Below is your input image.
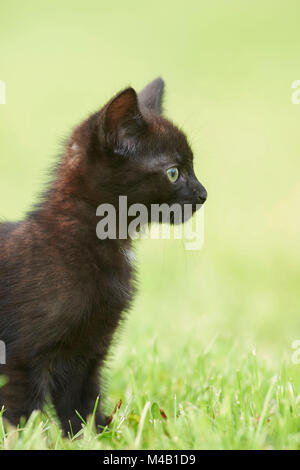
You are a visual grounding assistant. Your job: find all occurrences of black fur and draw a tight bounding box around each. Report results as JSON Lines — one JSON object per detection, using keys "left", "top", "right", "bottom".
{"left": 0, "top": 78, "right": 207, "bottom": 434}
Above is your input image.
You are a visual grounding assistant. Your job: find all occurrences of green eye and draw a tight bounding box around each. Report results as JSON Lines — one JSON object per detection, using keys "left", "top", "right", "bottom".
{"left": 167, "top": 167, "right": 179, "bottom": 183}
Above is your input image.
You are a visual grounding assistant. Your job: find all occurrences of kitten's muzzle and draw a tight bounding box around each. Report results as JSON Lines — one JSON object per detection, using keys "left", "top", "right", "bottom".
{"left": 193, "top": 184, "right": 207, "bottom": 204}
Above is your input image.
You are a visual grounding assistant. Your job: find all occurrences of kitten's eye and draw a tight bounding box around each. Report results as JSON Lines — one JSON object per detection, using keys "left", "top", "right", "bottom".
{"left": 167, "top": 167, "right": 179, "bottom": 183}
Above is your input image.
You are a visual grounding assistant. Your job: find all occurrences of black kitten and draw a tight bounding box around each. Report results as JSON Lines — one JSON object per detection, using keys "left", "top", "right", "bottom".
{"left": 0, "top": 78, "right": 207, "bottom": 434}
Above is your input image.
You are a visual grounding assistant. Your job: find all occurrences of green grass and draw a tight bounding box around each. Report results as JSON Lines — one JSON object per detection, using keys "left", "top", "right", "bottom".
{"left": 1, "top": 242, "right": 300, "bottom": 449}
{"left": 1, "top": 0, "right": 300, "bottom": 450}
{"left": 1, "top": 339, "right": 300, "bottom": 449}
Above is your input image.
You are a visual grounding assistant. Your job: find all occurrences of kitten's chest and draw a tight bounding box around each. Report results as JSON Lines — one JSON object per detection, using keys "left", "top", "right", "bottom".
{"left": 55, "top": 245, "right": 136, "bottom": 357}
{"left": 90, "top": 245, "right": 136, "bottom": 316}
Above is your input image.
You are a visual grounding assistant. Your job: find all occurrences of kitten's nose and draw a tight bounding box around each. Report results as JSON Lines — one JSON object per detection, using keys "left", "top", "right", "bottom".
{"left": 194, "top": 185, "right": 207, "bottom": 204}
{"left": 199, "top": 188, "right": 207, "bottom": 204}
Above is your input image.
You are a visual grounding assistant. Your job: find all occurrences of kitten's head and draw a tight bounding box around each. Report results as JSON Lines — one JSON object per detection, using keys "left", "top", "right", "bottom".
{"left": 71, "top": 78, "right": 207, "bottom": 223}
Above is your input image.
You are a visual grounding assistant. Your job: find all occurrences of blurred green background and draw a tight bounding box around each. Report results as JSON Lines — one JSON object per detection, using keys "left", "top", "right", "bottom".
{"left": 1, "top": 0, "right": 299, "bottom": 381}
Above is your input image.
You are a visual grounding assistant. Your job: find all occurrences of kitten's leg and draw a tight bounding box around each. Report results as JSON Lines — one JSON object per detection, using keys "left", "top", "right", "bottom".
{"left": 0, "top": 361, "right": 47, "bottom": 426}
{"left": 50, "top": 359, "right": 107, "bottom": 436}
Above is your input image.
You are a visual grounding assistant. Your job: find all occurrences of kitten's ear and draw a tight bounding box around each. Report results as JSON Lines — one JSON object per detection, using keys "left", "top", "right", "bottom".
{"left": 138, "top": 77, "right": 165, "bottom": 114}
{"left": 103, "top": 88, "right": 144, "bottom": 150}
